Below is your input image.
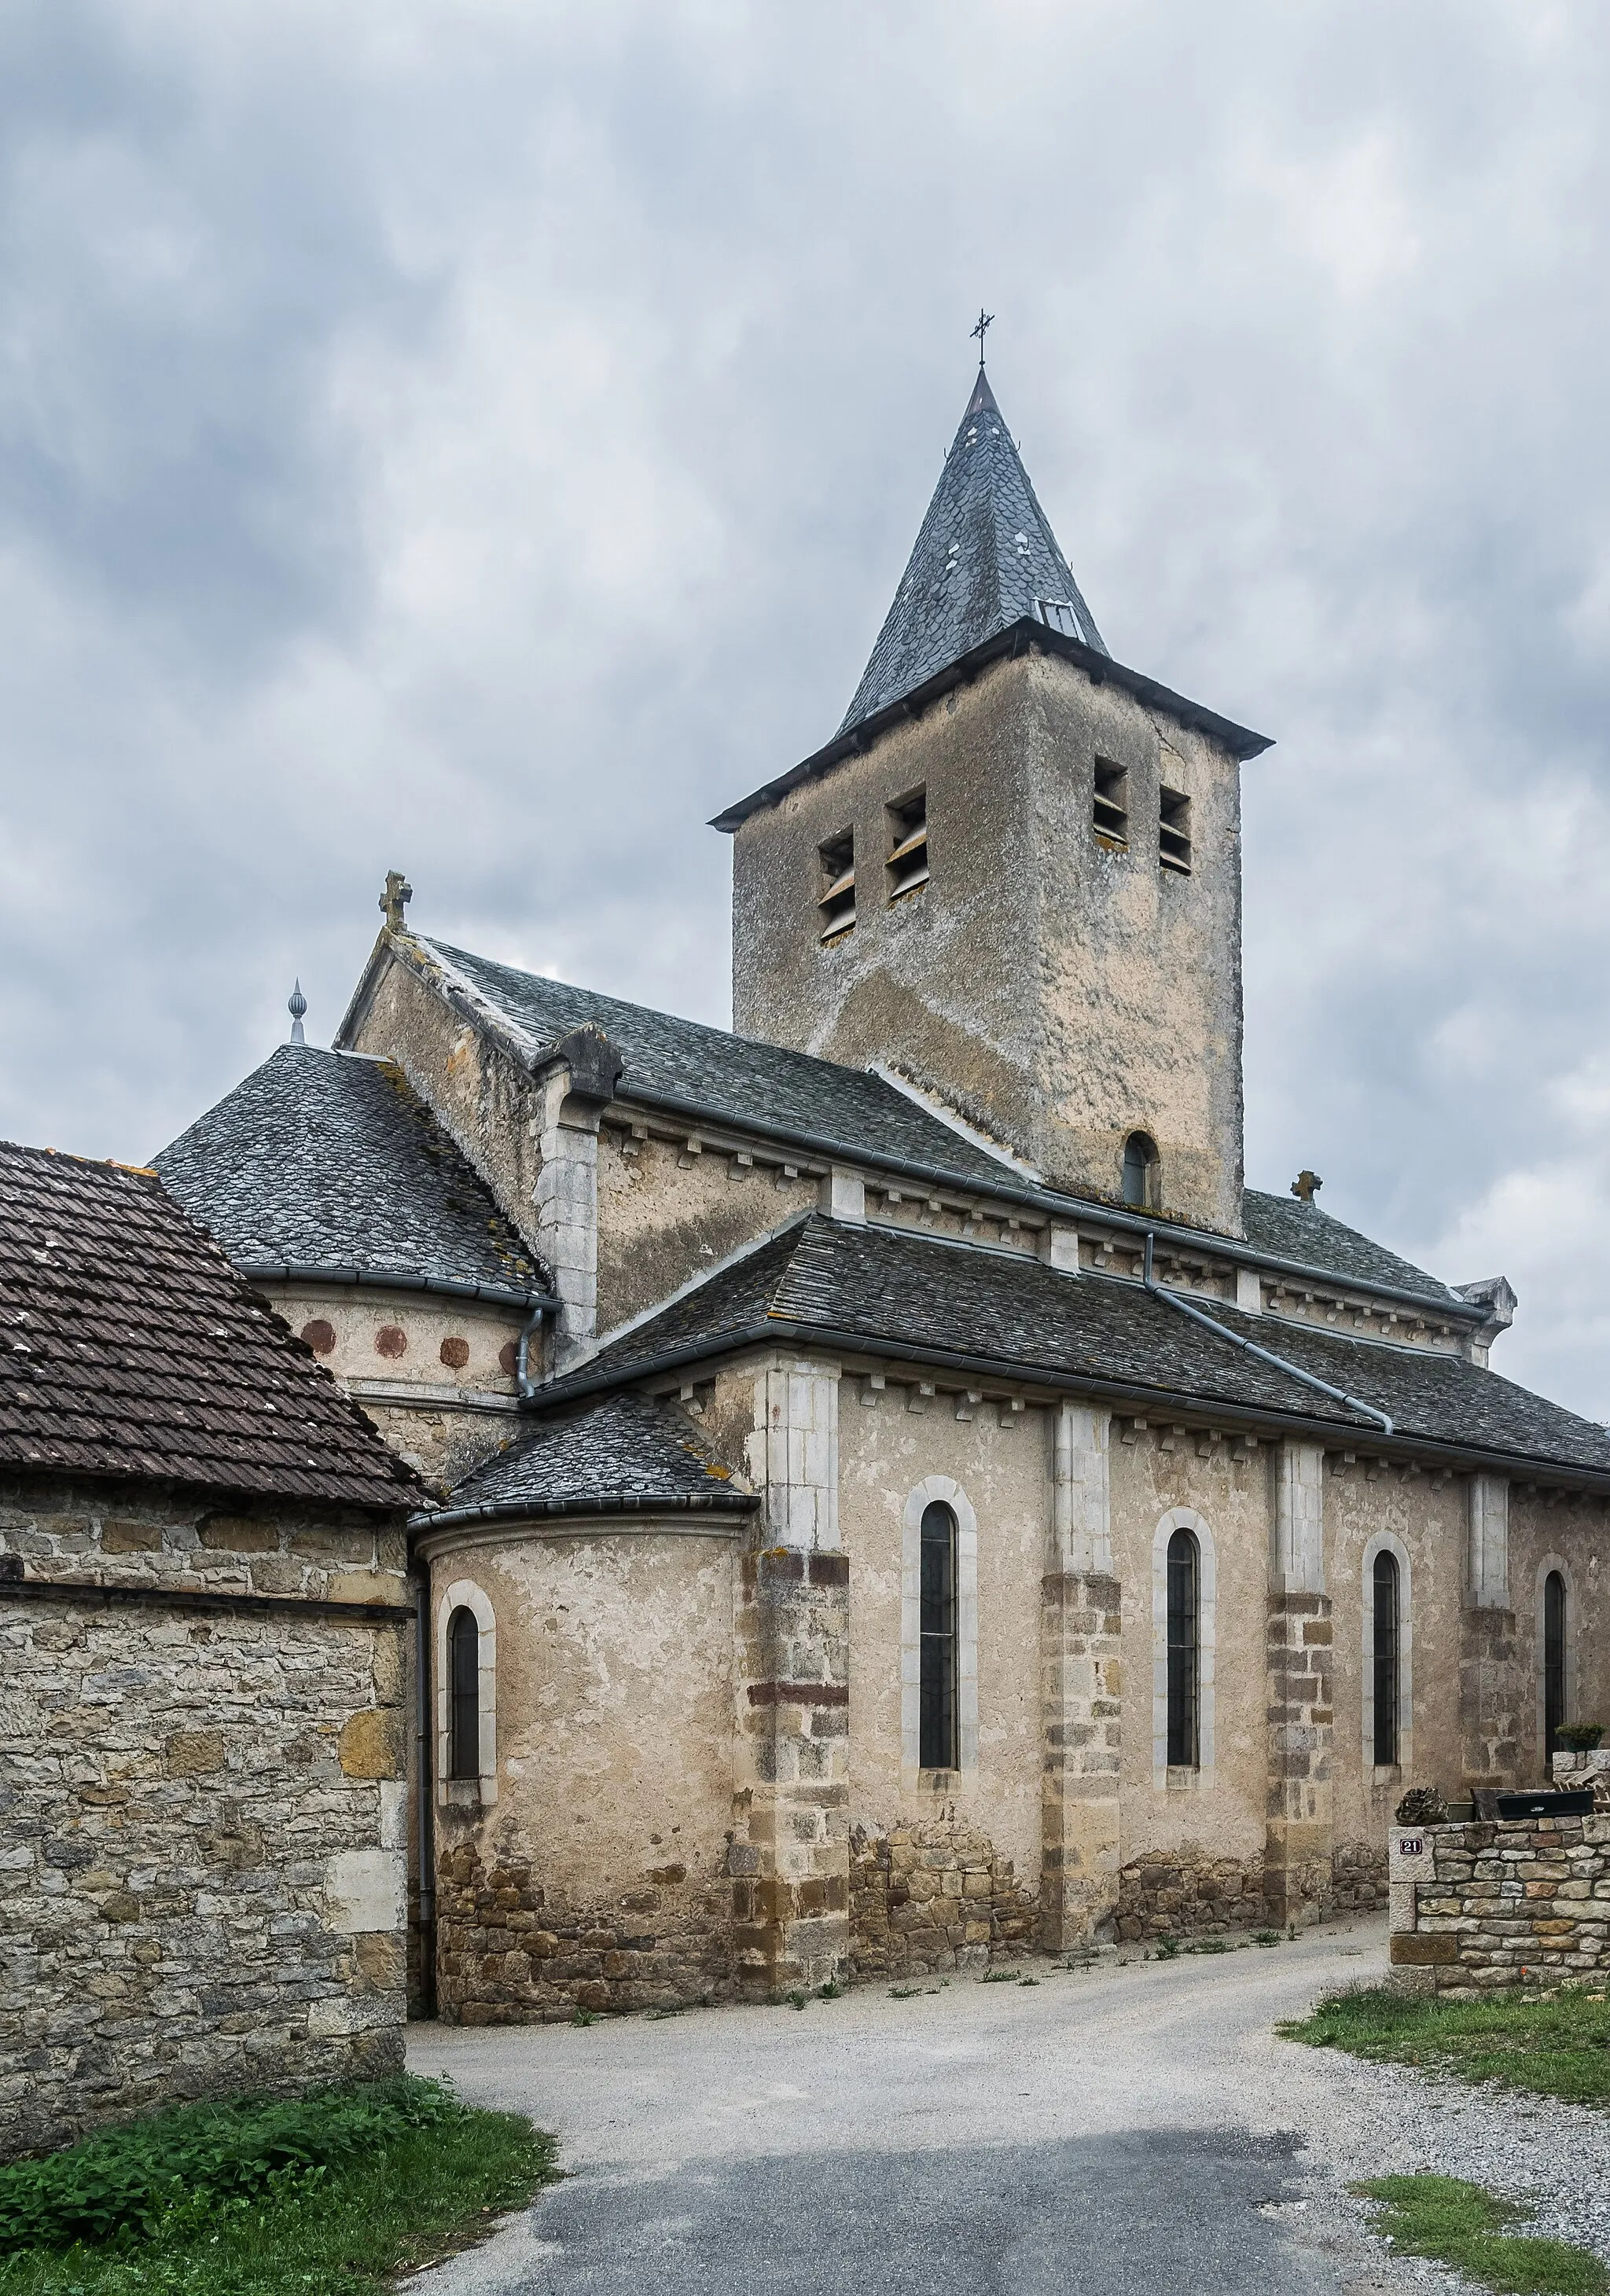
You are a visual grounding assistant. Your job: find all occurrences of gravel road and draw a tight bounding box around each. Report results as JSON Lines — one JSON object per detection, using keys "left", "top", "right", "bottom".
{"left": 404, "top": 1916, "right": 1610, "bottom": 2294}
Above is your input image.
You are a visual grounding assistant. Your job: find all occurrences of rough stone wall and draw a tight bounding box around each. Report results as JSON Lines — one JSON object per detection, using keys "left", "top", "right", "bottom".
{"left": 730, "top": 648, "right": 1245, "bottom": 1231}
{"left": 0, "top": 1482, "right": 410, "bottom": 2158}
{"left": 1331, "top": 1839, "right": 1388, "bottom": 1914}
{"left": 1264, "top": 1591, "right": 1334, "bottom": 1928}
{"left": 435, "top": 1842, "right": 733, "bottom": 2022}
{"left": 1116, "top": 1853, "right": 1266, "bottom": 1939}
{"left": 1389, "top": 1805, "right": 1610, "bottom": 1995}
{"left": 847, "top": 1816, "right": 1035, "bottom": 1978}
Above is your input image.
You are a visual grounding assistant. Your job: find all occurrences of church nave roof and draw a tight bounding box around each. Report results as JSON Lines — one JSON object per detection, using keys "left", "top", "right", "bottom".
{"left": 531, "top": 1211, "right": 1610, "bottom": 1483}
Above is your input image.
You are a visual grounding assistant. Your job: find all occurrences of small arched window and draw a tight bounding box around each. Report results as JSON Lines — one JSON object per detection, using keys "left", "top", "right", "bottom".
{"left": 1373, "top": 1551, "right": 1401, "bottom": 1767}
{"left": 919, "top": 1501, "right": 958, "bottom": 1770}
{"left": 1122, "top": 1131, "right": 1160, "bottom": 1210}
{"left": 1544, "top": 1570, "right": 1568, "bottom": 1762}
{"left": 448, "top": 1605, "right": 480, "bottom": 1780}
{"left": 1166, "top": 1526, "right": 1199, "bottom": 1767}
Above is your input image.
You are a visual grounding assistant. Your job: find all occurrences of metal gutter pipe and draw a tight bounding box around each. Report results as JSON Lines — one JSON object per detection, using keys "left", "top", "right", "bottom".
{"left": 1142, "top": 1232, "right": 1394, "bottom": 1438}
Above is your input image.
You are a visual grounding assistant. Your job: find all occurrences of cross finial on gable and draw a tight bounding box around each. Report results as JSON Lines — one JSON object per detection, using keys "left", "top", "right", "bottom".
{"left": 971, "top": 307, "right": 994, "bottom": 366}
{"left": 380, "top": 871, "right": 413, "bottom": 931}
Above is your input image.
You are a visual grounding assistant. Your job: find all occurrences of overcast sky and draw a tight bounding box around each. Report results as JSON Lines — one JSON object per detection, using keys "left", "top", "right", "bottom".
{"left": 3, "top": 2, "right": 1609, "bottom": 1412}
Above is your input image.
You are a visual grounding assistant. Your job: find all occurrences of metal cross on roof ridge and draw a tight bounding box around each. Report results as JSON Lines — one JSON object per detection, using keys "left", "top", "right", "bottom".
{"left": 971, "top": 307, "right": 994, "bottom": 366}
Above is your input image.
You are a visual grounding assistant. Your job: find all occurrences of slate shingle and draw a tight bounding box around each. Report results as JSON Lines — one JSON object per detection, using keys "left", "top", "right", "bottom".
{"left": 0, "top": 1141, "right": 418, "bottom": 1508}
{"left": 436, "top": 1391, "right": 757, "bottom": 1521}
{"left": 421, "top": 939, "right": 1024, "bottom": 1193}
{"left": 539, "top": 1214, "right": 1610, "bottom": 1479}
{"left": 1240, "top": 1190, "right": 1465, "bottom": 1306}
{"left": 837, "top": 368, "right": 1107, "bottom": 738}
{"left": 156, "top": 1044, "right": 545, "bottom": 1300}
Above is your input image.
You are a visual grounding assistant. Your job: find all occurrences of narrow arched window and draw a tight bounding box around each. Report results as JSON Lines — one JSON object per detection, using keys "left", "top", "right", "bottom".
{"left": 1166, "top": 1526, "right": 1199, "bottom": 1767}
{"left": 919, "top": 1501, "right": 958, "bottom": 1770}
{"left": 1122, "top": 1131, "right": 1160, "bottom": 1210}
{"left": 448, "top": 1605, "right": 480, "bottom": 1780}
{"left": 1373, "top": 1551, "right": 1400, "bottom": 1767}
{"left": 1544, "top": 1570, "right": 1568, "bottom": 1763}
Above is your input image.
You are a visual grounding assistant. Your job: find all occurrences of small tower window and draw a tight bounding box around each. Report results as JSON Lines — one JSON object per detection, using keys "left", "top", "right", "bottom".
{"left": 1093, "top": 759, "right": 1128, "bottom": 847}
{"left": 818, "top": 830, "right": 855, "bottom": 940}
{"left": 886, "top": 788, "right": 929, "bottom": 901}
{"left": 1121, "top": 1130, "right": 1160, "bottom": 1210}
{"left": 1373, "top": 1550, "right": 1401, "bottom": 1767}
{"left": 1159, "top": 788, "right": 1192, "bottom": 875}
{"left": 448, "top": 1605, "right": 480, "bottom": 1780}
{"left": 1544, "top": 1569, "right": 1568, "bottom": 1762}
{"left": 918, "top": 1500, "right": 958, "bottom": 1770}
{"left": 1166, "top": 1526, "right": 1200, "bottom": 1768}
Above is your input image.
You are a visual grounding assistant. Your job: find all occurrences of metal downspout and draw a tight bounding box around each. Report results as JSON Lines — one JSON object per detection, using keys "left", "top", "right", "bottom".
{"left": 514, "top": 1300, "right": 549, "bottom": 1404}
{"left": 414, "top": 1592, "right": 437, "bottom": 2019}
{"left": 1142, "top": 1232, "right": 1394, "bottom": 1438}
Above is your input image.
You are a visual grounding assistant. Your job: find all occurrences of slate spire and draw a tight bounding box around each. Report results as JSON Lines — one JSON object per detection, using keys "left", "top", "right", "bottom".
{"left": 838, "top": 366, "right": 1108, "bottom": 738}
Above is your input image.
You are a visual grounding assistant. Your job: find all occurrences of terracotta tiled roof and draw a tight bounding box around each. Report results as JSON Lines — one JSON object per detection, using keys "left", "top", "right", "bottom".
{"left": 0, "top": 1140, "right": 419, "bottom": 1510}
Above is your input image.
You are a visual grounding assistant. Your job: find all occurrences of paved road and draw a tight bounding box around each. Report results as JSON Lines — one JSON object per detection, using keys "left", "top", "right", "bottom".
{"left": 407, "top": 1919, "right": 1408, "bottom": 2295}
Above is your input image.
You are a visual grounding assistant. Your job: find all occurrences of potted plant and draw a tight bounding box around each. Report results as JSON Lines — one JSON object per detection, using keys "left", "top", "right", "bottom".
{"left": 1557, "top": 1724, "right": 1605, "bottom": 1754}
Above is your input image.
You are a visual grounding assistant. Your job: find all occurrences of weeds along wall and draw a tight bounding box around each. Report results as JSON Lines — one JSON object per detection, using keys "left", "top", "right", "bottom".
{"left": 0, "top": 1482, "right": 412, "bottom": 2160}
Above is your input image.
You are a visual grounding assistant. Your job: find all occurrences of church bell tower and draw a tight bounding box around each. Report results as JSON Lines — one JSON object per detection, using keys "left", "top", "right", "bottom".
{"left": 714, "top": 358, "right": 1271, "bottom": 1237}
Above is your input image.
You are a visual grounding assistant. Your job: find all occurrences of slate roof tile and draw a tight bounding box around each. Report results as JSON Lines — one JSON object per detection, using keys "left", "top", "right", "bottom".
{"left": 156, "top": 1044, "right": 544, "bottom": 1300}
{"left": 1239, "top": 1191, "right": 1464, "bottom": 1306}
{"left": 0, "top": 1140, "right": 419, "bottom": 1508}
{"left": 414, "top": 939, "right": 1476, "bottom": 1317}
{"left": 838, "top": 369, "right": 1106, "bottom": 737}
{"left": 435, "top": 1391, "right": 757, "bottom": 1521}
{"left": 538, "top": 1214, "right": 1610, "bottom": 1479}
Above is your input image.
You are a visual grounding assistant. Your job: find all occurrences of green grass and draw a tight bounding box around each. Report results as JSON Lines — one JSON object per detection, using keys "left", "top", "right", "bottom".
{"left": 1280, "top": 1984, "right": 1610, "bottom": 2107}
{"left": 1355, "top": 2176, "right": 1605, "bottom": 2294}
{"left": 0, "top": 2077, "right": 556, "bottom": 2296}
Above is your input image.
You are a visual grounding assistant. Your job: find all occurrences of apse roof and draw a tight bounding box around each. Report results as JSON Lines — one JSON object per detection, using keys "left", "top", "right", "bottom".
{"left": 155, "top": 1043, "right": 548, "bottom": 1306}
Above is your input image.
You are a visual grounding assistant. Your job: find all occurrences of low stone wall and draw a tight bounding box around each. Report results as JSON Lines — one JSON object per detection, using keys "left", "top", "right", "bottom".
{"left": 0, "top": 1485, "right": 410, "bottom": 2158}
{"left": 848, "top": 1817, "right": 1036, "bottom": 1978}
{"left": 434, "top": 1843, "right": 734, "bottom": 2021}
{"left": 1389, "top": 1803, "right": 1610, "bottom": 1994}
{"left": 1331, "top": 1840, "right": 1388, "bottom": 1916}
{"left": 1116, "top": 1853, "right": 1266, "bottom": 1940}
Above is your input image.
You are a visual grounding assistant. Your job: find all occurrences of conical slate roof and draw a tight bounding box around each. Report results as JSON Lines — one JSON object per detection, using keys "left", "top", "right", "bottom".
{"left": 838, "top": 367, "right": 1107, "bottom": 738}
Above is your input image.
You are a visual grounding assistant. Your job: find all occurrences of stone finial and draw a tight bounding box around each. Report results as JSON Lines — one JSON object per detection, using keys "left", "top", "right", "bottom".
{"left": 287, "top": 980, "right": 307, "bottom": 1046}
{"left": 380, "top": 871, "right": 413, "bottom": 932}
{"left": 1456, "top": 1275, "right": 1517, "bottom": 1363}
{"left": 1290, "top": 1170, "right": 1322, "bottom": 1204}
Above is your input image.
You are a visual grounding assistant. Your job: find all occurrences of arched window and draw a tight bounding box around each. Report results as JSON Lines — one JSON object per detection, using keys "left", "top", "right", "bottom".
{"left": 1544, "top": 1570, "right": 1568, "bottom": 1762}
{"left": 919, "top": 1501, "right": 958, "bottom": 1771}
{"left": 1122, "top": 1131, "right": 1160, "bottom": 1210}
{"left": 1372, "top": 1550, "right": 1401, "bottom": 1767}
{"left": 1166, "top": 1526, "right": 1199, "bottom": 1768}
{"left": 448, "top": 1605, "right": 480, "bottom": 1780}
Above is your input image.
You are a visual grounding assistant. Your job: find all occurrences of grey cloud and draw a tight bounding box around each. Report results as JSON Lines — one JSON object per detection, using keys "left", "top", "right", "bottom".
{"left": 2, "top": 0, "right": 1610, "bottom": 1413}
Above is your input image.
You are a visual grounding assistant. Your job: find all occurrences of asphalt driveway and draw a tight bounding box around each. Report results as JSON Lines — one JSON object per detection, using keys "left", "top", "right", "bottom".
{"left": 405, "top": 1919, "right": 1419, "bottom": 2294}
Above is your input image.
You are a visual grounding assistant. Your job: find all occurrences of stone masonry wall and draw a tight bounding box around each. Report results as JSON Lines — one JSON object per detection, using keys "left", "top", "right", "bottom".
{"left": 0, "top": 1481, "right": 410, "bottom": 2158}
{"left": 1389, "top": 1797, "right": 1610, "bottom": 1996}
{"left": 1116, "top": 1853, "right": 1266, "bottom": 1940}
{"left": 435, "top": 1842, "right": 733, "bottom": 2022}
{"left": 848, "top": 1815, "right": 1036, "bottom": 1978}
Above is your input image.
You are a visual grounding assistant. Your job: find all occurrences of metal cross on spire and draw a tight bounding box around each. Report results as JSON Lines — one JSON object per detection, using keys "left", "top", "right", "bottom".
{"left": 971, "top": 307, "right": 994, "bottom": 366}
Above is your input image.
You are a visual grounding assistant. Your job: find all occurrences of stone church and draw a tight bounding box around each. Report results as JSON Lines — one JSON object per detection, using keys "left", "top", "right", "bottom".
{"left": 157, "top": 361, "right": 1610, "bottom": 2019}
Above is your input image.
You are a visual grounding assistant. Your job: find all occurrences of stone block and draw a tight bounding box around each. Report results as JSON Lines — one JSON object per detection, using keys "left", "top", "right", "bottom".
{"left": 1390, "top": 1932, "right": 1458, "bottom": 1966}
{"left": 338, "top": 1710, "right": 403, "bottom": 1780}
